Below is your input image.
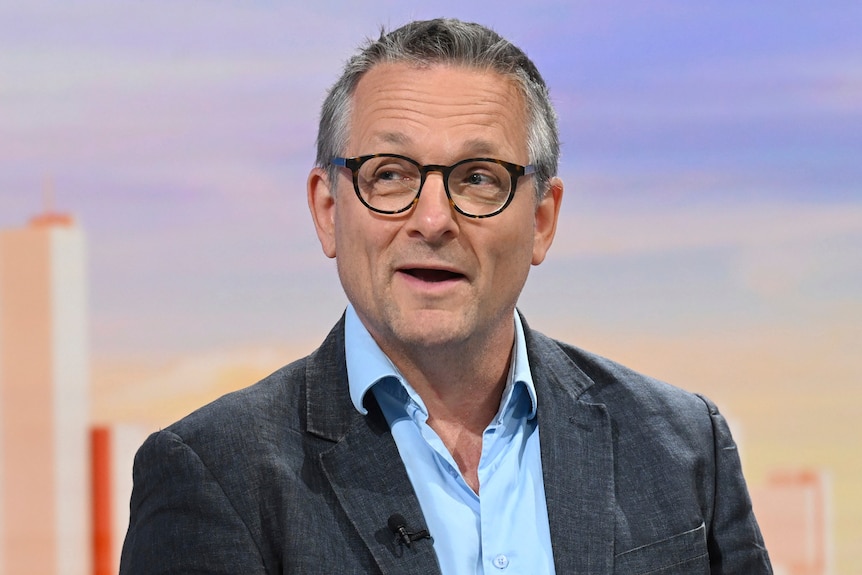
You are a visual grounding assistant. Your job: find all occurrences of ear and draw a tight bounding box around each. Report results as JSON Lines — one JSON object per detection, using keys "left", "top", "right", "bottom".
{"left": 307, "top": 167, "right": 337, "bottom": 258}
{"left": 531, "top": 177, "right": 563, "bottom": 265}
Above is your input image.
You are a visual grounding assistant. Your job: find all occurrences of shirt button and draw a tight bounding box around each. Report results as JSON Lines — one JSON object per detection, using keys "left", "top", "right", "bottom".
{"left": 493, "top": 554, "right": 509, "bottom": 569}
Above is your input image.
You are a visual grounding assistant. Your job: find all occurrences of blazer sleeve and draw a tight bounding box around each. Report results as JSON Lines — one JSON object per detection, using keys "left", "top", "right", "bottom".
{"left": 119, "top": 429, "right": 268, "bottom": 575}
{"left": 699, "top": 394, "right": 773, "bottom": 574}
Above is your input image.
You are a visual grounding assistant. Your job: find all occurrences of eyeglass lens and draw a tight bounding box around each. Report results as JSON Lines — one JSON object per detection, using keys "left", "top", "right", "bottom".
{"left": 356, "top": 156, "right": 514, "bottom": 217}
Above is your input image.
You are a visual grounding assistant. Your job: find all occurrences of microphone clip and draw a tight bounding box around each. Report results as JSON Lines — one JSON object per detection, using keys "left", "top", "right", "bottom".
{"left": 387, "top": 514, "right": 431, "bottom": 548}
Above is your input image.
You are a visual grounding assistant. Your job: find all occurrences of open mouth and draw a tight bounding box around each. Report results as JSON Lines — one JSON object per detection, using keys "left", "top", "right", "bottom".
{"left": 401, "top": 268, "right": 464, "bottom": 282}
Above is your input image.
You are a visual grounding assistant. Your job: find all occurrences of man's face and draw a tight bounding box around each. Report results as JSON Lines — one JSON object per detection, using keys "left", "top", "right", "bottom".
{"left": 309, "top": 62, "right": 561, "bottom": 359}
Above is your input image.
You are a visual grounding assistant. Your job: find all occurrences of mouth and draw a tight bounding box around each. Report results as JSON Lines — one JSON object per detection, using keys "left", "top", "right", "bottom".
{"left": 400, "top": 268, "right": 465, "bottom": 283}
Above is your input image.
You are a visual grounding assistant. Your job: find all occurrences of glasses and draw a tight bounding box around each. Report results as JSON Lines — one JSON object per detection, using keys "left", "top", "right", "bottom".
{"left": 331, "top": 154, "right": 535, "bottom": 218}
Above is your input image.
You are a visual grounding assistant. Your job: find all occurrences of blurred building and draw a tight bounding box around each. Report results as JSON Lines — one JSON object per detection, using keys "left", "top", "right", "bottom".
{"left": 750, "top": 469, "right": 833, "bottom": 575}
{"left": 91, "top": 423, "right": 149, "bottom": 575}
{"left": 0, "top": 213, "right": 90, "bottom": 575}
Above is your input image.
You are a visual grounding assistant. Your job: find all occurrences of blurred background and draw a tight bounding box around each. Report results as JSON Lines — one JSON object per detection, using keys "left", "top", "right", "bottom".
{"left": 1, "top": 1, "right": 859, "bottom": 573}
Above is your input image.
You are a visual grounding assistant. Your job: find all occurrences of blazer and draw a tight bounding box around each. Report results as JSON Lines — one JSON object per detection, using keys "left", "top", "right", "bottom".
{"left": 120, "top": 315, "right": 772, "bottom": 574}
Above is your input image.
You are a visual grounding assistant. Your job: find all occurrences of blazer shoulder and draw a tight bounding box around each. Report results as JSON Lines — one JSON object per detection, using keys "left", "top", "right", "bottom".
{"left": 163, "top": 354, "right": 311, "bottom": 453}
{"left": 527, "top": 327, "right": 712, "bottom": 422}
{"left": 123, "top": 359, "right": 313, "bottom": 575}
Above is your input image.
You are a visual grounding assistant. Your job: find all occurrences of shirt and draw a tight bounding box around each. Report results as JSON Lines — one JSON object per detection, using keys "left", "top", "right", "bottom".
{"left": 345, "top": 305, "right": 555, "bottom": 575}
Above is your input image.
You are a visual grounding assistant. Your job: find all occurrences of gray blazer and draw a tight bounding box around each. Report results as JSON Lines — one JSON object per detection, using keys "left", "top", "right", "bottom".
{"left": 120, "top": 316, "right": 772, "bottom": 574}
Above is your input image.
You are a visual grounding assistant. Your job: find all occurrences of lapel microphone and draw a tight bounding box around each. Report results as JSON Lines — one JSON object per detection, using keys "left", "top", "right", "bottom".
{"left": 387, "top": 513, "right": 431, "bottom": 548}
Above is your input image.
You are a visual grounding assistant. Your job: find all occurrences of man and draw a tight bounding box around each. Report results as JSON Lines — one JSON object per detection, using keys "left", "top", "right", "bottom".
{"left": 120, "top": 18, "right": 772, "bottom": 574}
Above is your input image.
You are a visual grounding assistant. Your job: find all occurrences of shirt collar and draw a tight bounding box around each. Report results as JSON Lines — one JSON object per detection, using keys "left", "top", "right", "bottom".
{"left": 344, "top": 305, "right": 537, "bottom": 419}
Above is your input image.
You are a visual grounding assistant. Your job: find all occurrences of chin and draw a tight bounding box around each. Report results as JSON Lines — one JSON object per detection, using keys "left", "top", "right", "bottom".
{"left": 389, "top": 312, "right": 472, "bottom": 349}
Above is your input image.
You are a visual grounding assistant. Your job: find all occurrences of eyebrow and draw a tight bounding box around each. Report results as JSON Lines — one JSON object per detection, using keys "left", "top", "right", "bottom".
{"left": 369, "top": 133, "right": 503, "bottom": 158}
{"left": 460, "top": 138, "right": 499, "bottom": 156}
{"left": 372, "top": 132, "right": 413, "bottom": 147}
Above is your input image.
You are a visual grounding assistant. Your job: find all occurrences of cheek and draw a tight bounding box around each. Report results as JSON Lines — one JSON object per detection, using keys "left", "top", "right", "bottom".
{"left": 334, "top": 211, "right": 396, "bottom": 280}
{"left": 502, "top": 220, "right": 536, "bottom": 257}
{"left": 479, "top": 225, "right": 534, "bottom": 279}
{"left": 334, "top": 199, "right": 368, "bottom": 254}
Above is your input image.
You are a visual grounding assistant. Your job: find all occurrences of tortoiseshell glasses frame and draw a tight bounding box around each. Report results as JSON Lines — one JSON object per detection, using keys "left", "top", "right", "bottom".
{"left": 331, "top": 153, "right": 536, "bottom": 219}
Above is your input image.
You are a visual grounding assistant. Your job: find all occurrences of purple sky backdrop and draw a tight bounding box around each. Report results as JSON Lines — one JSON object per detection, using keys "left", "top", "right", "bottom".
{"left": 1, "top": 0, "right": 860, "bottom": 364}
{"left": 5, "top": 4, "right": 862, "bottom": 565}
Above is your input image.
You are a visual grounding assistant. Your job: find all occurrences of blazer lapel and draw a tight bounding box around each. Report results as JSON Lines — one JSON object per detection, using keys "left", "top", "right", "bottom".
{"left": 526, "top": 325, "right": 616, "bottom": 574}
{"left": 320, "top": 401, "right": 441, "bottom": 574}
{"left": 304, "top": 314, "right": 614, "bottom": 573}
{"left": 305, "top": 317, "right": 442, "bottom": 575}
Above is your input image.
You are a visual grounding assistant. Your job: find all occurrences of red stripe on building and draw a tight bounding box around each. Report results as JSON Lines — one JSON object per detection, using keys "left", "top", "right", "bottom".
{"left": 91, "top": 427, "right": 113, "bottom": 575}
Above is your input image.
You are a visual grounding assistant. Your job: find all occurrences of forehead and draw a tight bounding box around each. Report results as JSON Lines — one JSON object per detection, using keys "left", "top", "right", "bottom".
{"left": 347, "top": 62, "right": 528, "bottom": 160}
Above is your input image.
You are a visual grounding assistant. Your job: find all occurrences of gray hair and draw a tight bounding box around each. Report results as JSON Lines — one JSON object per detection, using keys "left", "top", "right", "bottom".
{"left": 315, "top": 18, "right": 560, "bottom": 201}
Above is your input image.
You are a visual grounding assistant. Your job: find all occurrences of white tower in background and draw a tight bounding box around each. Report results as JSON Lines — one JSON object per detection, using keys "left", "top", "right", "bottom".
{"left": 0, "top": 210, "right": 90, "bottom": 575}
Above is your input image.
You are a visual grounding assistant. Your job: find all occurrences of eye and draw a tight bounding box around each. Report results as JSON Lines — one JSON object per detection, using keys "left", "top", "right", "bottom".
{"left": 465, "top": 171, "right": 497, "bottom": 186}
{"left": 376, "top": 167, "right": 410, "bottom": 182}
{"left": 363, "top": 158, "right": 418, "bottom": 185}
{"left": 459, "top": 164, "right": 503, "bottom": 188}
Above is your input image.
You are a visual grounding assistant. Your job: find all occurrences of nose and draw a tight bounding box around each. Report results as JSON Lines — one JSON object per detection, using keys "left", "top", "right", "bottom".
{"left": 405, "top": 172, "right": 458, "bottom": 243}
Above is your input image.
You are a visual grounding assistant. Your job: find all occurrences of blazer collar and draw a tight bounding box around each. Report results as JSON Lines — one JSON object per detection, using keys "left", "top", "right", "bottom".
{"left": 304, "top": 314, "right": 442, "bottom": 574}
{"left": 304, "top": 314, "right": 361, "bottom": 442}
{"left": 523, "top": 319, "right": 616, "bottom": 573}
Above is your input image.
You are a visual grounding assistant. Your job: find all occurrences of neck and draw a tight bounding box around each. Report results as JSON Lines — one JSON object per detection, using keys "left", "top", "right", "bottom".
{"left": 371, "top": 316, "right": 518, "bottom": 494}
{"left": 386, "top": 325, "right": 515, "bottom": 433}
{"left": 394, "top": 332, "right": 515, "bottom": 494}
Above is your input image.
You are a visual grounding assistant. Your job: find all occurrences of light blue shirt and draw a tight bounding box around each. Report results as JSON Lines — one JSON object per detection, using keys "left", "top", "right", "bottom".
{"left": 345, "top": 305, "right": 555, "bottom": 575}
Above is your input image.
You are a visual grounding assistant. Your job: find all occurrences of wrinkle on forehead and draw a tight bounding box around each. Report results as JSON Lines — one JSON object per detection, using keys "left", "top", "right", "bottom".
{"left": 347, "top": 62, "right": 529, "bottom": 163}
